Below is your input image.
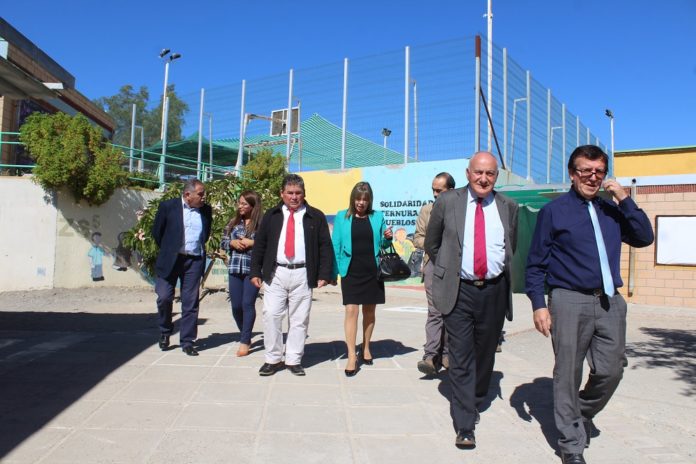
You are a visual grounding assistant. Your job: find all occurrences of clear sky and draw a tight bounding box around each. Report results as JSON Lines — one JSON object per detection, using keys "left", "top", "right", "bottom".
{"left": 2, "top": 0, "right": 694, "bottom": 151}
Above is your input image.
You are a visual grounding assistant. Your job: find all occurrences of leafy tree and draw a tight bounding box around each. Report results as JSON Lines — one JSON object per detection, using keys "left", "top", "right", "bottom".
{"left": 19, "top": 112, "right": 127, "bottom": 205}
{"left": 94, "top": 84, "right": 189, "bottom": 148}
{"left": 124, "top": 149, "right": 287, "bottom": 276}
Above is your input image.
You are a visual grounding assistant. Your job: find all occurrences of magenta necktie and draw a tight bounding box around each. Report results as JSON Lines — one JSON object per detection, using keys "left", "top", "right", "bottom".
{"left": 473, "top": 198, "right": 487, "bottom": 279}
{"left": 284, "top": 209, "right": 295, "bottom": 259}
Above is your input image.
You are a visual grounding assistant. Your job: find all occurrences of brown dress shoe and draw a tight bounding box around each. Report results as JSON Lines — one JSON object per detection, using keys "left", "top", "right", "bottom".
{"left": 417, "top": 358, "right": 438, "bottom": 376}
{"left": 455, "top": 430, "right": 476, "bottom": 449}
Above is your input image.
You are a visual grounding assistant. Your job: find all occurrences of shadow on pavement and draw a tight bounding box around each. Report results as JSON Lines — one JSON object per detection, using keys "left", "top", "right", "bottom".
{"left": 626, "top": 327, "right": 696, "bottom": 397}
{"left": 301, "top": 338, "right": 418, "bottom": 368}
{"left": 510, "top": 377, "right": 560, "bottom": 452}
{"left": 0, "top": 311, "right": 157, "bottom": 460}
{"left": 434, "top": 370, "right": 504, "bottom": 429}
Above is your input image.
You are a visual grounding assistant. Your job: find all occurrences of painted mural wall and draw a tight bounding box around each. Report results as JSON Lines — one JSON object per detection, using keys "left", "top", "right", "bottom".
{"left": 0, "top": 178, "right": 57, "bottom": 290}
{"left": 0, "top": 177, "right": 158, "bottom": 291}
{"left": 53, "top": 187, "right": 160, "bottom": 288}
{"left": 300, "top": 159, "right": 528, "bottom": 283}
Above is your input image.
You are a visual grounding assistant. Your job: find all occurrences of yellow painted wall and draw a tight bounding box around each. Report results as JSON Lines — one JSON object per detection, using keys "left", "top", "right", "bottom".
{"left": 301, "top": 168, "right": 364, "bottom": 214}
{"left": 615, "top": 149, "right": 696, "bottom": 176}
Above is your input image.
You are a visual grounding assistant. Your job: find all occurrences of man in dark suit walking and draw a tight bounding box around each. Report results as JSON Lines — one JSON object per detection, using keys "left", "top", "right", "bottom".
{"left": 425, "top": 151, "right": 518, "bottom": 449}
{"left": 152, "top": 178, "right": 212, "bottom": 356}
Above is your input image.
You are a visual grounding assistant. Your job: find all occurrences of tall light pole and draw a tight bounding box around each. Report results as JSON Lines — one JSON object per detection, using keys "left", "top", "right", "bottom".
{"left": 381, "top": 128, "right": 392, "bottom": 149}
{"left": 159, "top": 49, "right": 182, "bottom": 140}
{"left": 605, "top": 109, "right": 615, "bottom": 176}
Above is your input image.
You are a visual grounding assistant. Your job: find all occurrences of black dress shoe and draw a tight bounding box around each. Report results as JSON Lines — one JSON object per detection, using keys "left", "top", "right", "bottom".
{"left": 259, "top": 362, "right": 283, "bottom": 376}
{"left": 182, "top": 345, "right": 199, "bottom": 356}
{"left": 561, "top": 452, "right": 586, "bottom": 464}
{"left": 344, "top": 367, "right": 359, "bottom": 377}
{"left": 286, "top": 364, "right": 306, "bottom": 376}
{"left": 360, "top": 355, "right": 373, "bottom": 366}
{"left": 455, "top": 429, "right": 476, "bottom": 449}
{"left": 158, "top": 335, "right": 170, "bottom": 350}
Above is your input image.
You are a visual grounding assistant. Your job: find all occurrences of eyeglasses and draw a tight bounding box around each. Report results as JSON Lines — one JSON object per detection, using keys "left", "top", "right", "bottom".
{"left": 573, "top": 167, "right": 607, "bottom": 179}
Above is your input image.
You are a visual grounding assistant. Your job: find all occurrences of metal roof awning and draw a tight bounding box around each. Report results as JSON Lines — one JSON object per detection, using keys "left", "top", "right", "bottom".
{"left": 0, "top": 56, "right": 59, "bottom": 99}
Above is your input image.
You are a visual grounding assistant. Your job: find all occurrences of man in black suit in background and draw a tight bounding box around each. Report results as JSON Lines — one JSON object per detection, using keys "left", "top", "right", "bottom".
{"left": 152, "top": 179, "right": 212, "bottom": 356}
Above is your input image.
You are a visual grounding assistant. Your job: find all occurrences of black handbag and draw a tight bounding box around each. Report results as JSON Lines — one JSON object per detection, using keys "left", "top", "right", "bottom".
{"left": 378, "top": 244, "right": 412, "bottom": 282}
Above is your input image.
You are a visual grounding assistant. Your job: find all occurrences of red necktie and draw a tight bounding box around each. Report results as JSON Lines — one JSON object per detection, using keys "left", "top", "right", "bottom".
{"left": 284, "top": 208, "right": 296, "bottom": 259}
{"left": 473, "top": 198, "right": 487, "bottom": 279}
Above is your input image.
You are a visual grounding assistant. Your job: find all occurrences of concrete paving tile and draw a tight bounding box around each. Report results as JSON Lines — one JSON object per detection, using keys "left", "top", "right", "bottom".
{"left": 66, "top": 380, "right": 129, "bottom": 401}
{"left": 192, "top": 382, "right": 268, "bottom": 403}
{"left": 114, "top": 380, "right": 199, "bottom": 403}
{"left": 346, "top": 385, "right": 420, "bottom": 406}
{"left": 255, "top": 432, "right": 354, "bottom": 464}
{"left": 349, "top": 405, "right": 435, "bottom": 434}
{"left": 122, "top": 351, "right": 165, "bottom": 366}
{"left": 41, "top": 429, "right": 161, "bottom": 463}
{"left": 267, "top": 384, "right": 342, "bottom": 406}
{"left": 139, "top": 364, "right": 212, "bottom": 382}
{"left": 174, "top": 403, "right": 262, "bottom": 430}
{"left": 0, "top": 427, "right": 71, "bottom": 463}
{"left": 154, "top": 352, "right": 221, "bottom": 366}
{"left": 272, "top": 366, "right": 342, "bottom": 385}
{"left": 338, "top": 368, "right": 416, "bottom": 387}
{"left": 101, "top": 364, "right": 147, "bottom": 382}
{"left": 147, "top": 429, "right": 256, "bottom": 464}
{"left": 45, "top": 400, "right": 103, "bottom": 428}
{"left": 263, "top": 405, "right": 347, "bottom": 433}
{"left": 355, "top": 435, "right": 464, "bottom": 464}
{"left": 203, "top": 365, "right": 263, "bottom": 383}
{"left": 83, "top": 401, "right": 182, "bottom": 430}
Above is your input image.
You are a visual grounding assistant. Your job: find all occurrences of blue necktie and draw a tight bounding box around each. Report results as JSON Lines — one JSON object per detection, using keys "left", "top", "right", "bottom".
{"left": 587, "top": 201, "right": 615, "bottom": 296}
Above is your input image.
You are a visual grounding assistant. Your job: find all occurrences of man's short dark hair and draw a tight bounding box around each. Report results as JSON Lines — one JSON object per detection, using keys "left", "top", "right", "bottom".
{"left": 183, "top": 178, "right": 204, "bottom": 193}
{"left": 568, "top": 145, "right": 608, "bottom": 170}
{"left": 435, "top": 172, "right": 456, "bottom": 189}
{"left": 282, "top": 173, "right": 305, "bottom": 193}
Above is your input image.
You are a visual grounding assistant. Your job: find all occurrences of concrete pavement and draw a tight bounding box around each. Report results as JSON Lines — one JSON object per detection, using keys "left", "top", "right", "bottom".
{"left": 0, "top": 286, "right": 694, "bottom": 463}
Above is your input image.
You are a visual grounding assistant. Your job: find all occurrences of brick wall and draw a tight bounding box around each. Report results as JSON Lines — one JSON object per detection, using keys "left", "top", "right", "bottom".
{"left": 620, "top": 186, "right": 696, "bottom": 308}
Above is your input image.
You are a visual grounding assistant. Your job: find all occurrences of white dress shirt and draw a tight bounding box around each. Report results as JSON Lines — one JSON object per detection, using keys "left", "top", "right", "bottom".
{"left": 460, "top": 188, "right": 505, "bottom": 280}
{"left": 276, "top": 204, "right": 307, "bottom": 264}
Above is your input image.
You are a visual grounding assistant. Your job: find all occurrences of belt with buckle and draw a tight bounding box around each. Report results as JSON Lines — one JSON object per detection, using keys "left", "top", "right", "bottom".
{"left": 460, "top": 273, "right": 503, "bottom": 287}
{"left": 577, "top": 288, "right": 609, "bottom": 297}
{"left": 179, "top": 253, "right": 202, "bottom": 259}
{"left": 277, "top": 262, "right": 306, "bottom": 270}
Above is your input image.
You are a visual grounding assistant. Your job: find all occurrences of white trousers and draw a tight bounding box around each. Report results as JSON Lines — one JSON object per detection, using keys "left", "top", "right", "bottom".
{"left": 262, "top": 266, "right": 313, "bottom": 365}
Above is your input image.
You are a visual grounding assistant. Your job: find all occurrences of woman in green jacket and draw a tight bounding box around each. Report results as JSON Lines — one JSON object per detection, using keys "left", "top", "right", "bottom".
{"left": 332, "top": 182, "right": 393, "bottom": 376}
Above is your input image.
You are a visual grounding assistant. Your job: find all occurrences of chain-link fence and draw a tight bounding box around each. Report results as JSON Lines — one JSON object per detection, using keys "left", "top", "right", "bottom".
{"left": 174, "top": 35, "right": 606, "bottom": 183}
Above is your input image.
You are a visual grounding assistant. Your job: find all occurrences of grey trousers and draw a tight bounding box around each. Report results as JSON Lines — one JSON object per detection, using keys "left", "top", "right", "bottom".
{"left": 422, "top": 260, "right": 448, "bottom": 361}
{"left": 549, "top": 288, "right": 627, "bottom": 454}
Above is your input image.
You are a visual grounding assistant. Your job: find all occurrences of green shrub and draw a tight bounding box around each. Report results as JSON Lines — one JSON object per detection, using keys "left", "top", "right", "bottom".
{"left": 19, "top": 112, "right": 127, "bottom": 205}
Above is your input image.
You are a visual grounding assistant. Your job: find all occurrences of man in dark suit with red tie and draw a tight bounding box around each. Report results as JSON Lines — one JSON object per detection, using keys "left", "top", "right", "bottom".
{"left": 152, "top": 179, "right": 212, "bottom": 356}
{"left": 251, "top": 174, "right": 334, "bottom": 377}
{"left": 425, "top": 151, "right": 518, "bottom": 449}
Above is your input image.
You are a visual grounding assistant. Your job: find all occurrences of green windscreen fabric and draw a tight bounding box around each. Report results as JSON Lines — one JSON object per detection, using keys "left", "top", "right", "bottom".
{"left": 511, "top": 205, "right": 540, "bottom": 293}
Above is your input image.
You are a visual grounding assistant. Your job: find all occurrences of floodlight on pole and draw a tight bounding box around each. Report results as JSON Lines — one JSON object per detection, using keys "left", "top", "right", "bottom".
{"left": 605, "top": 108, "right": 615, "bottom": 176}
{"left": 381, "top": 128, "right": 392, "bottom": 149}
{"left": 160, "top": 50, "right": 182, "bottom": 140}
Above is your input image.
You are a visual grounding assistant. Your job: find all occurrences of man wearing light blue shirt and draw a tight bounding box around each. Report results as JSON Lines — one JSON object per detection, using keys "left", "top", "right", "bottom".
{"left": 152, "top": 179, "right": 213, "bottom": 356}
